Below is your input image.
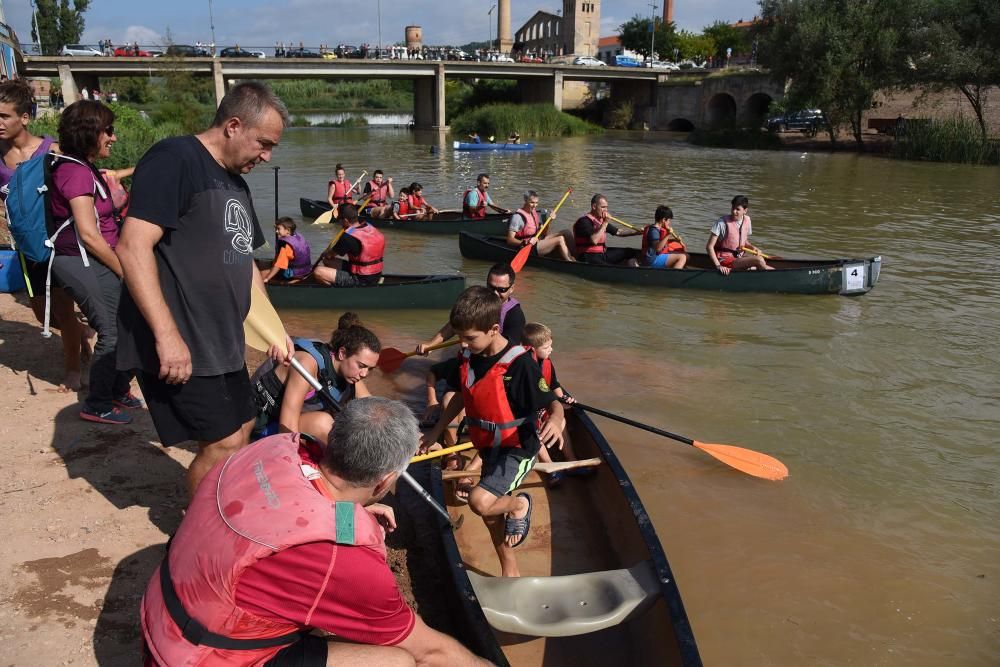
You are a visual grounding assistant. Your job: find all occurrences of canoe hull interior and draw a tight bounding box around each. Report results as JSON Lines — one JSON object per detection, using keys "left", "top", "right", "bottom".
{"left": 299, "top": 199, "right": 510, "bottom": 235}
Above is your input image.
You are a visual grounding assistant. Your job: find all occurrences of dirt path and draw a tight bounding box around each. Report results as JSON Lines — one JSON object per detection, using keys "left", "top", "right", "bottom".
{"left": 0, "top": 292, "right": 454, "bottom": 665}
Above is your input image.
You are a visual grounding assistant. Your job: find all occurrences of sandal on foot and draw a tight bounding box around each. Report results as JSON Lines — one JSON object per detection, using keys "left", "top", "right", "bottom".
{"left": 504, "top": 493, "right": 533, "bottom": 548}
{"left": 453, "top": 477, "right": 473, "bottom": 505}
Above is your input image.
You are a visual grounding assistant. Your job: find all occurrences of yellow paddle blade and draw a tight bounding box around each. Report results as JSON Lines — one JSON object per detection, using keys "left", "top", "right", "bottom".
{"left": 312, "top": 209, "right": 334, "bottom": 225}
{"left": 693, "top": 441, "right": 789, "bottom": 481}
{"left": 244, "top": 284, "right": 288, "bottom": 353}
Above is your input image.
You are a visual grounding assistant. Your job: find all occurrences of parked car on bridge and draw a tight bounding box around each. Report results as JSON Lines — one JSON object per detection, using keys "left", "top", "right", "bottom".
{"left": 219, "top": 47, "right": 263, "bottom": 58}
{"left": 519, "top": 54, "right": 544, "bottom": 63}
{"left": 573, "top": 56, "right": 606, "bottom": 67}
{"left": 284, "top": 48, "right": 323, "bottom": 58}
{"left": 648, "top": 60, "right": 679, "bottom": 70}
{"left": 766, "top": 109, "right": 825, "bottom": 135}
{"left": 113, "top": 46, "right": 153, "bottom": 57}
{"left": 60, "top": 44, "right": 103, "bottom": 57}
{"left": 166, "top": 44, "right": 210, "bottom": 57}
{"left": 614, "top": 55, "right": 643, "bottom": 67}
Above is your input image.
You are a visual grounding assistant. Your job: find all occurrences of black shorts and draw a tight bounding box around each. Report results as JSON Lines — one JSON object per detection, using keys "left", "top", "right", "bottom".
{"left": 265, "top": 634, "right": 328, "bottom": 667}
{"left": 22, "top": 256, "right": 49, "bottom": 295}
{"left": 578, "top": 248, "right": 632, "bottom": 265}
{"left": 137, "top": 366, "right": 256, "bottom": 446}
{"left": 478, "top": 447, "right": 537, "bottom": 497}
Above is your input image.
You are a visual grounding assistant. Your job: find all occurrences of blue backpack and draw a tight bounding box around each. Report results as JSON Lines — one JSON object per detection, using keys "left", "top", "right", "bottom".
{"left": 2, "top": 152, "right": 106, "bottom": 335}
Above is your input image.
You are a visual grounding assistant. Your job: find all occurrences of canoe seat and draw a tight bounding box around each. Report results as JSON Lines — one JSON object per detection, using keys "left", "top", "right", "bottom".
{"left": 466, "top": 560, "right": 661, "bottom": 637}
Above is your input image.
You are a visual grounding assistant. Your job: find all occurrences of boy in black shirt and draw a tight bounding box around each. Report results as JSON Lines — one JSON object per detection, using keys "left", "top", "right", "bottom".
{"left": 421, "top": 286, "right": 564, "bottom": 578}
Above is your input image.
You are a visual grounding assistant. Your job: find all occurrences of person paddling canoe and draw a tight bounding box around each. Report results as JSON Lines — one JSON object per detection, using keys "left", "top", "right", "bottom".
{"left": 506, "top": 189, "right": 575, "bottom": 262}
{"left": 462, "top": 172, "right": 511, "bottom": 219}
{"left": 313, "top": 204, "right": 386, "bottom": 287}
{"left": 407, "top": 182, "right": 439, "bottom": 220}
{"left": 573, "top": 193, "right": 641, "bottom": 265}
{"left": 326, "top": 163, "right": 357, "bottom": 218}
{"left": 706, "top": 194, "right": 774, "bottom": 275}
{"left": 261, "top": 217, "right": 312, "bottom": 282}
{"left": 641, "top": 205, "right": 688, "bottom": 269}
{"left": 361, "top": 169, "right": 394, "bottom": 218}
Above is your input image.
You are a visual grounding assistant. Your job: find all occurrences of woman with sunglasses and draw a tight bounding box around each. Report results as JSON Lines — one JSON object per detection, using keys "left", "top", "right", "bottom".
{"left": 49, "top": 101, "right": 138, "bottom": 424}
{"left": 1, "top": 80, "right": 99, "bottom": 393}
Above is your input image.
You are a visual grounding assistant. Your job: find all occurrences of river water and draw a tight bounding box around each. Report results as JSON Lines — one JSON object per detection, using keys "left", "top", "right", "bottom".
{"left": 245, "top": 128, "right": 1000, "bottom": 665}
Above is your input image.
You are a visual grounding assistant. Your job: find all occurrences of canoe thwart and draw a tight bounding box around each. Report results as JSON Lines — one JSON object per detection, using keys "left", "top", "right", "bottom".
{"left": 466, "top": 560, "right": 661, "bottom": 638}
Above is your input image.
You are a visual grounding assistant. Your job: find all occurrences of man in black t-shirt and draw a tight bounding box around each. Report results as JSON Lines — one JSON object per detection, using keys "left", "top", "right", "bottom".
{"left": 116, "top": 81, "right": 292, "bottom": 497}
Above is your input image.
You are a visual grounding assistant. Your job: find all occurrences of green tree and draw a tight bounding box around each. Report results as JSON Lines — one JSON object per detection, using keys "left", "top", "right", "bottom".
{"left": 30, "top": 0, "right": 91, "bottom": 55}
{"left": 758, "top": 0, "right": 919, "bottom": 147}
{"left": 910, "top": 0, "right": 1000, "bottom": 140}
{"left": 617, "top": 15, "right": 678, "bottom": 60}
{"left": 675, "top": 31, "right": 715, "bottom": 63}
{"left": 702, "top": 21, "right": 748, "bottom": 59}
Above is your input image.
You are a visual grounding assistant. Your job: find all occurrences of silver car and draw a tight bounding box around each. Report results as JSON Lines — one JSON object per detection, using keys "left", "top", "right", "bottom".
{"left": 60, "top": 44, "right": 104, "bottom": 57}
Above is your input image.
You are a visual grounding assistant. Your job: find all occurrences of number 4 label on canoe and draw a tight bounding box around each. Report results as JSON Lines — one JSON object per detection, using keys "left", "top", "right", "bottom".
{"left": 843, "top": 263, "right": 866, "bottom": 292}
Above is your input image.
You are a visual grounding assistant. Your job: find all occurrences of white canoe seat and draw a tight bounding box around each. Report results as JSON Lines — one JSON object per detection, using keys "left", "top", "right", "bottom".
{"left": 466, "top": 560, "right": 661, "bottom": 637}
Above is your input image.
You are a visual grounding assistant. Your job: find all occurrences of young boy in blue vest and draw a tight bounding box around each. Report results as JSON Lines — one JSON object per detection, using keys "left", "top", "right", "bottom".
{"left": 421, "top": 286, "right": 565, "bottom": 577}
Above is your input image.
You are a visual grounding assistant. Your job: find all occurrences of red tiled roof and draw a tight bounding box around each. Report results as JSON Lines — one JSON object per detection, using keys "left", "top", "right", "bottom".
{"left": 598, "top": 35, "right": 621, "bottom": 47}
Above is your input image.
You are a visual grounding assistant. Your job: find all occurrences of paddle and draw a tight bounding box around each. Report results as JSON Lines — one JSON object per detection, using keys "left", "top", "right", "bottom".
{"left": 511, "top": 187, "right": 572, "bottom": 272}
{"left": 611, "top": 215, "right": 685, "bottom": 246}
{"left": 297, "top": 196, "right": 375, "bottom": 281}
{"left": 411, "top": 441, "right": 474, "bottom": 463}
{"left": 244, "top": 285, "right": 461, "bottom": 528}
{"left": 742, "top": 246, "right": 782, "bottom": 261}
{"left": 313, "top": 172, "right": 368, "bottom": 224}
{"left": 570, "top": 401, "right": 789, "bottom": 481}
{"left": 441, "top": 457, "right": 601, "bottom": 480}
{"left": 378, "top": 339, "right": 461, "bottom": 373}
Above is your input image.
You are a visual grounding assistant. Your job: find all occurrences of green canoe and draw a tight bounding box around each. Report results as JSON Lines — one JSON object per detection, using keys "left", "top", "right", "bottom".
{"left": 261, "top": 270, "right": 466, "bottom": 310}
{"left": 299, "top": 198, "right": 510, "bottom": 235}
{"left": 459, "top": 233, "right": 881, "bottom": 295}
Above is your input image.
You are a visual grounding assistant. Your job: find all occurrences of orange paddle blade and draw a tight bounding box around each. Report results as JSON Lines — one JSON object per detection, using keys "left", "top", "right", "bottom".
{"left": 377, "top": 347, "right": 410, "bottom": 373}
{"left": 693, "top": 441, "right": 789, "bottom": 481}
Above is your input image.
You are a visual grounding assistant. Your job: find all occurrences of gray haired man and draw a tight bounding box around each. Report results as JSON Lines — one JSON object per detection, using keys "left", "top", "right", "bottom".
{"left": 141, "top": 397, "right": 490, "bottom": 666}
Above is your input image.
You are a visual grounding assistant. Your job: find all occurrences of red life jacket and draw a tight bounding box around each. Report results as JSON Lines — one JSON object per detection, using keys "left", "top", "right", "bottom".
{"left": 514, "top": 208, "right": 540, "bottom": 239}
{"left": 345, "top": 223, "right": 385, "bottom": 275}
{"left": 329, "top": 178, "right": 354, "bottom": 204}
{"left": 366, "top": 179, "right": 389, "bottom": 206}
{"left": 713, "top": 215, "right": 750, "bottom": 258}
{"left": 408, "top": 193, "right": 426, "bottom": 210}
{"left": 463, "top": 188, "right": 487, "bottom": 219}
{"left": 395, "top": 197, "right": 411, "bottom": 217}
{"left": 459, "top": 345, "right": 533, "bottom": 450}
{"left": 574, "top": 213, "right": 606, "bottom": 255}
{"left": 642, "top": 224, "right": 686, "bottom": 256}
{"left": 140, "top": 434, "right": 383, "bottom": 666}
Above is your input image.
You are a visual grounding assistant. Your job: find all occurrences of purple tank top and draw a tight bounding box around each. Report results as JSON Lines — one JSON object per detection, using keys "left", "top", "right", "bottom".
{"left": 500, "top": 297, "right": 519, "bottom": 328}
{"left": 0, "top": 135, "right": 55, "bottom": 189}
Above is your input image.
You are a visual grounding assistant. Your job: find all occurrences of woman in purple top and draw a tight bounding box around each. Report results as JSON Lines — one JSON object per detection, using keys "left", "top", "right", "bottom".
{"left": 0, "top": 79, "right": 93, "bottom": 392}
{"left": 49, "top": 100, "right": 138, "bottom": 424}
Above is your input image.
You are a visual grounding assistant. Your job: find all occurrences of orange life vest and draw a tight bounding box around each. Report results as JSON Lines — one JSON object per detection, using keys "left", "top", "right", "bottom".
{"left": 574, "top": 213, "right": 606, "bottom": 255}
{"left": 395, "top": 196, "right": 411, "bottom": 217}
{"left": 345, "top": 223, "right": 385, "bottom": 275}
{"left": 140, "top": 434, "right": 383, "bottom": 666}
{"left": 407, "top": 193, "right": 426, "bottom": 210}
{"left": 366, "top": 179, "right": 389, "bottom": 206}
{"left": 459, "top": 345, "right": 533, "bottom": 450}
{"left": 463, "top": 188, "right": 488, "bottom": 219}
{"left": 329, "top": 178, "right": 354, "bottom": 204}
{"left": 514, "top": 208, "right": 540, "bottom": 240}
{"left": 642, "top": 224, "right": 686, "bottom": 256}
{"left": 713, "top": 215, "right": 750, "bottom": 258}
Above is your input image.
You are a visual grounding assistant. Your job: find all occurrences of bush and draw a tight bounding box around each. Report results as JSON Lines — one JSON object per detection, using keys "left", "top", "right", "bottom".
{"left": 267, "top": 79, "right": 411, "bottom": 111}
{"left": 892, "top": 116, "right": 999, "bottom": 165}
{"left": 606, "top": 100, "right": 634, "bottom": 130}
{"left": 450, "top": 103, "right": 601, "bottom": 138}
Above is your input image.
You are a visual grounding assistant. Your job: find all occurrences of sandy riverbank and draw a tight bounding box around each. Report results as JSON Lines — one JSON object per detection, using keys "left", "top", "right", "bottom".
{"left": 0, "top": 292, "right": 454, "bottom": 665}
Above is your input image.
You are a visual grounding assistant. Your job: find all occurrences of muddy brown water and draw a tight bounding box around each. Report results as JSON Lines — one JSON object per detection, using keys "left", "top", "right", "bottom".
{"left": 244, "top": 128, "right": 1000, "bottom": 665}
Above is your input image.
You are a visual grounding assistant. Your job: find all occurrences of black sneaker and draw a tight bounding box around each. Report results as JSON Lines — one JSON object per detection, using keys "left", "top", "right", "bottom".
{"left": 113, "top": 391, "right": 144, "bottom": 409}
{"left": 79, "top": 406, "right": 133, "bottom": 425}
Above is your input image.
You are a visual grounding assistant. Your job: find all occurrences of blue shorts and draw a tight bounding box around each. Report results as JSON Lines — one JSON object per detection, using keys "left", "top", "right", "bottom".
{"left": 650, "top": 253, "right": 676, "bottom": 268}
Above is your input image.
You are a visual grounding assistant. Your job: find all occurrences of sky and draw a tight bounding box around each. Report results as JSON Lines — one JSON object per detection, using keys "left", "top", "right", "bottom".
{"left": 1, "top": 0, "right": 762, "bottom": 51}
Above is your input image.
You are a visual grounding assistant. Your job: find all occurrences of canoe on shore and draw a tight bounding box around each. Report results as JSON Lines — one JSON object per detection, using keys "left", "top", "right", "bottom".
{"left": 459, "top": 233, "right": 882, "bottom": 295}
{"left": 300, "top": 198, "right": 510, "bottom": 235}
{"left": 453, "top": 141, "right": 534, "bottom": 151}
{"left": 256, "top": 261, "right": 465, "bottom": 309}
{"left": 428, "top": 407, "right": 702, "bottom": 667}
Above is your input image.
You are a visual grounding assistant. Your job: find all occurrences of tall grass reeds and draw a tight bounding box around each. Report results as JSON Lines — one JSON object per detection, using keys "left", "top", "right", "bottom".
{"left": 450, "top": 103, "right": 602, "bottom": 138}
{"left": 892, "top": 117, "right": 999, "bottom": 165}
{"left": 268, "top": 79, "right": 412, "bottom": 111}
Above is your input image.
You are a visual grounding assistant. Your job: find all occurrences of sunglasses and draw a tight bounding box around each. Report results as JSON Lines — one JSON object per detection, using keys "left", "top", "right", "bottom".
{"left": 490, "top": 284, "right": 512, "bottom": 294}
{"left": 104, "top": 125, "right": 115, "bottom": 136}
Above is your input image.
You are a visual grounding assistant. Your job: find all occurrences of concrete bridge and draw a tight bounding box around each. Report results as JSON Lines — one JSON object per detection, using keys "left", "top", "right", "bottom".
{"left": 24, "top": 56, "right": 783, "bottom": 131}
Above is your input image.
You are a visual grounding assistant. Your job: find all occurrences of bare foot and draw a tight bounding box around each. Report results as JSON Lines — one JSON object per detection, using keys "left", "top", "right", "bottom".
{"left": 58, "top": 371, "right": 82, "bottom": 393}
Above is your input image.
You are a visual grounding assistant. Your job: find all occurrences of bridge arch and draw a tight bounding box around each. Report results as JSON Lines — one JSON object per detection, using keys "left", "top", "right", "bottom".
{"left": 705, "top": 93, "right": 737, "bottom": 128}
{"left": 743, "top": 92, "right": 774, "bottom": 127}
{"left": 666, "top": 118, "right": 695, "bottom": 131}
